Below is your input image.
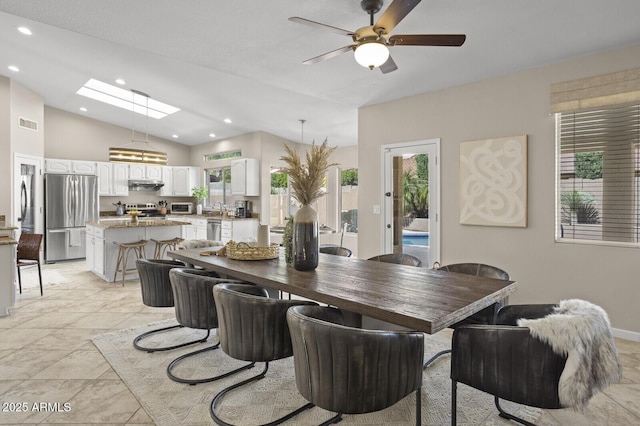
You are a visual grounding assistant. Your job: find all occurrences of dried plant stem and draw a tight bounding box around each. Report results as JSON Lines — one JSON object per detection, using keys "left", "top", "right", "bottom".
{"left": 280, "top": 139, "right": 337, "bottom": 205}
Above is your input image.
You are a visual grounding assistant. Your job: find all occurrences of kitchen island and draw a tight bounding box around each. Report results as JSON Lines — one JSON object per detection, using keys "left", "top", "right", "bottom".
{"left": 0, "top": 235, "right": 17, "bottom": 316}
{"left": 86, "top": 219, "right": 189, "bottom": 283}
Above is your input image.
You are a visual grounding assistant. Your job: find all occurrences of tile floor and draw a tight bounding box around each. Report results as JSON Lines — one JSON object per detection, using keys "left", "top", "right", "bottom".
{"left": 1, "top": 260, "right": 640, "bottom": 425}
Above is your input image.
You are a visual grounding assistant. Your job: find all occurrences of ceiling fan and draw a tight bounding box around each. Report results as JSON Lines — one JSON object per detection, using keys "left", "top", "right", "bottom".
{"left": 289, "top": 0, "right": 466, "bottom": 73}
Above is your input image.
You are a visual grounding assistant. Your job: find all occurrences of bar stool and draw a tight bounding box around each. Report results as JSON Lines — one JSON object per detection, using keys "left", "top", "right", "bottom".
{"left": 113, "top": 240, "right": 149, "bottom": 286}
{"left": 152, "top": 237, "right": 184, "bottom": 259}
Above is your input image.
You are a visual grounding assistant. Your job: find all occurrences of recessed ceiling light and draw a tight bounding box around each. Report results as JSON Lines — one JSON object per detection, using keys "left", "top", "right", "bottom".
{"left": 8, "top": 65, "right": 19, "bottom": 72}
{"left": 76, "top": 78, "right": 180, "bottom": 119}
{"left": 209, "top": 133, "right": 216, "bottom": 138}
{"left": 115, "top": 78, "right": 126, "bottom": 85}
{"left": 17, "top": 26, "right": 32, "bottom": 35}
{"left": 79, "top": 107, "right": 87, "bottom": 112}
{"left": 224, "top": 118, "right": 232, "bottom": 124}
{"left": 172, "top": 134, "right": 179, "bottom": 139}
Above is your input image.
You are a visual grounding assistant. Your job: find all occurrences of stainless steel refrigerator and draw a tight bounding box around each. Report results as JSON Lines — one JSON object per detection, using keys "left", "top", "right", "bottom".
{"left": 45, "top": 174, "right": 98, "bottom": 262}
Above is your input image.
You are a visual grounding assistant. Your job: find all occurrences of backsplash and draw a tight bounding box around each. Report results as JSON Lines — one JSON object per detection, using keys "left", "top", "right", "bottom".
{"left": 100, "top": 195, "right": 193, "bottom": 213}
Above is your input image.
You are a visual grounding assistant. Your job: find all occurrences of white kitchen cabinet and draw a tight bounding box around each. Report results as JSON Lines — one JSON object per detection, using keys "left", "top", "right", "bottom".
{"left": 161, "top": 166, "right": 200, "bottom": 196}
{"left": 71, "top": 160, "right": 97, "bottom": 174}
{"left": 45, "top": 158, "right": 97, "bottom": 175}
{"left": 129, "top": 164, "right": 162, "bottom": 180}
{"left": 220, "top": 219, "right": 259, "bottom": 244}
{"left": 97, "top": 162, "right": 129, "bottom": 196}
{"left": 160, "top": 167, "right": 173, "bottom": 196}
{"left": 172, "top": 167, "right": 198, "bottom": 196}
{"left": 231, "top": 158, "right": 259, "bottom": 196}
{"left": 0, "top": 239, "right": 17, "bottom": 316}
{"left": 85, "top": 224, "right": 105, "bottom": 276}
{"left": 166, "top": 215, "right": 206, "bottom": 240}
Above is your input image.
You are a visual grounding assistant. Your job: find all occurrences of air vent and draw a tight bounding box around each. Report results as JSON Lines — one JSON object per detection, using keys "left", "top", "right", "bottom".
{"left": 19, "top": 117, "right": 38, "bottom": 131}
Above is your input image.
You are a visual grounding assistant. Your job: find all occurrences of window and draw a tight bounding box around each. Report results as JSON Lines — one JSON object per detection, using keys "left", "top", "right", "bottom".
{"left": 557, "top": 103, "right": 640, "bottom": 245}
{"left": 206, "top": 167, "right": 231, "bottom": 207}
{"left": 341, "top": 168, "right": 358, "bottom": 233}
{"left": 204, "top": 150, "right": 241, "bottom": 161}
{"left": 269, "top": 168, "right": 293, "bottom": 227}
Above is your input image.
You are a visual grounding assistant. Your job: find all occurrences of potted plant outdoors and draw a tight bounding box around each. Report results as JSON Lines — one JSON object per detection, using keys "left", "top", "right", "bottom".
{"left": 280, "top": 139, "right": 337, "bottom": 271}
{"left": 191, "top": 186, "right": 208, "bottom": 215}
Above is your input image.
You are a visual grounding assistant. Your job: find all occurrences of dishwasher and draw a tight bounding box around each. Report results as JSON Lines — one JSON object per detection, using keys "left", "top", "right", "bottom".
{"left": 207, "top": 219, "right": 222, "bottom": 241}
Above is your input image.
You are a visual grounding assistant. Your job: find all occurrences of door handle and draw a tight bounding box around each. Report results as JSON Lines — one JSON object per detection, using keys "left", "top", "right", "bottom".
{"left": 385, "top": 192, "right": 391, "bottom": 197}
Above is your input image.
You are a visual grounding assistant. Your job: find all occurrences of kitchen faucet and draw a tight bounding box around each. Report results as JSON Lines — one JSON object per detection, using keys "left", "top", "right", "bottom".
{"left": 213, "top": 201, "right": 223, "bottom": 215}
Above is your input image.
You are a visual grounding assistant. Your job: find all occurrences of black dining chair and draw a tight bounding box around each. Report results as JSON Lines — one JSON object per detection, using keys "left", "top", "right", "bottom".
{"left": 210, "top": 283, "right": 318, "bottom": 425}
{"left": 423, "top": 262, "right": 510, "bottom": 368}
{"left": 134, "top": 259, "right": 210, "bottom": 353}
{"left": 287, "top": 305, "right": 425, "bottom": 425}
{"left": 166, "top": 268, "right": 252, "bottom": 385}
{"left": 319, "top": 245, "right": 352, "bottom": 257}
{"left": 368, "top": 253, "right": 422, "bottom": 267}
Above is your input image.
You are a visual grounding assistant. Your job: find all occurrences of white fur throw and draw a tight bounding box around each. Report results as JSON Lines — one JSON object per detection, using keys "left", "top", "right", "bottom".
{"left": 517, "top": 299, "right": 622, "bottom": 410}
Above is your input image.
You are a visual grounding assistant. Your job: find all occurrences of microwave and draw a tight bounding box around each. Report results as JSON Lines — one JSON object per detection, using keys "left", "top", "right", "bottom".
{"left": 170, "top": 202, "right": 193, "bottom": 214}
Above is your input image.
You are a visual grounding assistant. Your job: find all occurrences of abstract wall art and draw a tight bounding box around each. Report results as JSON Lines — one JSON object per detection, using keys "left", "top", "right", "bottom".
{"left": 459, "top": 135, "right": 528, "bottom": 227}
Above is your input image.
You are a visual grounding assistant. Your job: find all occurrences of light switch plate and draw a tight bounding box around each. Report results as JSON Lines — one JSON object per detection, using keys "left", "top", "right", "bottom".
{"left": 373, "top": 205, "right": 381, "bottom": 214}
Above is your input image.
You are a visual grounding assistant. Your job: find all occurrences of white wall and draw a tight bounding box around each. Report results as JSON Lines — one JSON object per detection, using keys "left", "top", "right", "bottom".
{"left": 358, "top": 43, "right": 640, "bottom": 335}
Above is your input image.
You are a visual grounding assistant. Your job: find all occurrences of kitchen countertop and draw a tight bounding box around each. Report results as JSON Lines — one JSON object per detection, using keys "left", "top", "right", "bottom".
{"left": 167, "top": 214, "right": 259, "bottom": 221}
{"left": 88, "top": 219, "right": 190, "bottom": 229}
{"left": 0, "top": 237, "right": 17, "bottom": 245}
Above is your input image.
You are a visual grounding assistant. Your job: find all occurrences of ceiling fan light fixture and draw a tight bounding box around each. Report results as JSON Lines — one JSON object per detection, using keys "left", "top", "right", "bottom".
{"left": 354, "top": 41, "right": 389, "bottom": 70}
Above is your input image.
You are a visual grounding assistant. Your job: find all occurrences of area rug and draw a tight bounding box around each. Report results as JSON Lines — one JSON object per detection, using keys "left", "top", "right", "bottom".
{"left": 93, "top": 320, "right": 541, "bottom": 425}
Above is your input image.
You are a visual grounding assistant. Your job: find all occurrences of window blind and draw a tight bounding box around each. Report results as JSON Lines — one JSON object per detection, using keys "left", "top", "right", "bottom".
{"left": 558, "top": 102, "right": 640, "bottom": 244}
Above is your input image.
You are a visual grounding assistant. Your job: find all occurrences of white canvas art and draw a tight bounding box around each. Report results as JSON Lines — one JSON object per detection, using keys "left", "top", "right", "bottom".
{"left": 459, "top": 135, "right": 528, "bottom": 227}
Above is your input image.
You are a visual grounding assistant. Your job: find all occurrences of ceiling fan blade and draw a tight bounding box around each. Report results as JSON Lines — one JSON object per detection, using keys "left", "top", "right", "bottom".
{"left": 289, "top": 17, "right": 354, "bottom": 37}
{"left": 374, "top": 0, "right": 421, "bottom": 34}
{"left": 389, "top": 34, "right": 466, "bottom": 46}
{"left": 379, "top": 55, "right": 398, "bottom": 74}
{"left": 302, "top": 45, "right": 355, "bottom": 65}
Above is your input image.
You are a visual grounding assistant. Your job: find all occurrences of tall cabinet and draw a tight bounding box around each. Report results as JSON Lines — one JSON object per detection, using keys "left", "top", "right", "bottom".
{"left": 231, "top": 158, "right": 259, "bottom": 196}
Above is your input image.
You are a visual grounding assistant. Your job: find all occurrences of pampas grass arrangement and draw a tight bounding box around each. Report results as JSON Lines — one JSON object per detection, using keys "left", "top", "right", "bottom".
{"left": 280, "top": 139, "right": 338, "bottom": 205}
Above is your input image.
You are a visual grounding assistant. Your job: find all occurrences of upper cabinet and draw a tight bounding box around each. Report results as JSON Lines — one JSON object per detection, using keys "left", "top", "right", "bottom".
{"left": 160, "top": 166, "right": 199, "bottom": 196}
{"left": 96, "top": 162, "right": 129, "bottom": 196}
{"left": 45, "top": 158, "right": 97, "bottom": 175}
{"left": 231, "top": 158, "right": 259, "bottom": 196}
{"left": 129, "top": 164, "right": 162, "bottom": 180}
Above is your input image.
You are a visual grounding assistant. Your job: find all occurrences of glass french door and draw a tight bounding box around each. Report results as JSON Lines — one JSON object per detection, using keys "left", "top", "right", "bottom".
{"left": 382, "top": 140, "right": 440, "bottom": 268}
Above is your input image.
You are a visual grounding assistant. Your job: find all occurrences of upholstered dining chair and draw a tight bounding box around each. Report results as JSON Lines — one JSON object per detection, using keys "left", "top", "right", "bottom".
{"left": 319, "top": 245, "right": 352, "bottom": 257}
{"left": 16, "top": 233, "right": 43, "bottom": 296}
{"left": 210, "top": 283, "right": 318, "bottom": 425}
{"left": 452, "top": 301, "right": 622, "bottom": 425}
{"left": 368, "top": 253, "right": 423, "bottom": 267}
{"left": 166, "top": 268, "right": 251, "bottom": 385}
{"left": 134, "top": 259, "right": 210, "bottom": 352}
{"left": 423, "top": 262, "right": 510, "bottom": 368}
{"left": 287, "top": 305, "right": 425, "bottom": 425}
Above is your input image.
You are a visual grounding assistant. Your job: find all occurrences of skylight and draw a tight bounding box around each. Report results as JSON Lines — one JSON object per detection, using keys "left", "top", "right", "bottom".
{"left": 76, "top": 78, "right": 180, "bottom": 119}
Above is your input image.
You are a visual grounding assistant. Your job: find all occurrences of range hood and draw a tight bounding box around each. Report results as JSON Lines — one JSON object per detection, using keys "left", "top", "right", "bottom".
{"left": 128, "top": 179, "right": 164, "bottom": 191}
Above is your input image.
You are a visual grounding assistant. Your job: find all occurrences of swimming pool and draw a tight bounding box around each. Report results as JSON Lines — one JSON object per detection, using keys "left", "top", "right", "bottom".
{"left": 402, "top": 233, "right": 429, "bottom": 246}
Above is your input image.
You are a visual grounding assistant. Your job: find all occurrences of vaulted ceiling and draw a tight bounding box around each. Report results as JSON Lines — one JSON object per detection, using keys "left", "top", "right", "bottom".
{"left": 2, "top": 0, "right": 640, "bottom": 147}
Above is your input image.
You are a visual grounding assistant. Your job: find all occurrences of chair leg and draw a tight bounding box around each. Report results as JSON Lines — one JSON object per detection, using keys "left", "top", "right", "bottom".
{"left": 167, "top": 337, "right": 255, "bottom": 386}
{"left": 133, "top": 324, "right": 209, "bottom": 353}
{"left": 494, "top": 396, "right": 536, "bottom": 426}
{"left": 36, "top": 261, "right": 43, "bottom": 296}
{"left": 415, "top": 387, "right": 421, "bottom": 426}
{"left": 113, "top": 247, "right": 123, "bottom": 283}
{"left": 210, "top": 362, "right": 315, "bottom": 426}
{"left": 423, "top": 349, "right": 451, "bottom": 368}
{"left": 17, "top": 266, "right": 22, "bottom": 294}
{"left": 451, "top": 380, "right": 457, "bottom": 426}
{"left": 319, "top": 413, "right": 343, "bottom": 426}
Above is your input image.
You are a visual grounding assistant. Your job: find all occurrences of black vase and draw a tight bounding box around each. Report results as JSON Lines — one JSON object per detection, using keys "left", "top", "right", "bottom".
{"left": 293, "top": 204, "right": 319, "bottom": 271}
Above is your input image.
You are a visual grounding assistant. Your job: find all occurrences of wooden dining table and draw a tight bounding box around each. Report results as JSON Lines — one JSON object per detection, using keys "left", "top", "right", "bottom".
{"left": 168, "top": 248, "right": 517, "bottom": 334}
